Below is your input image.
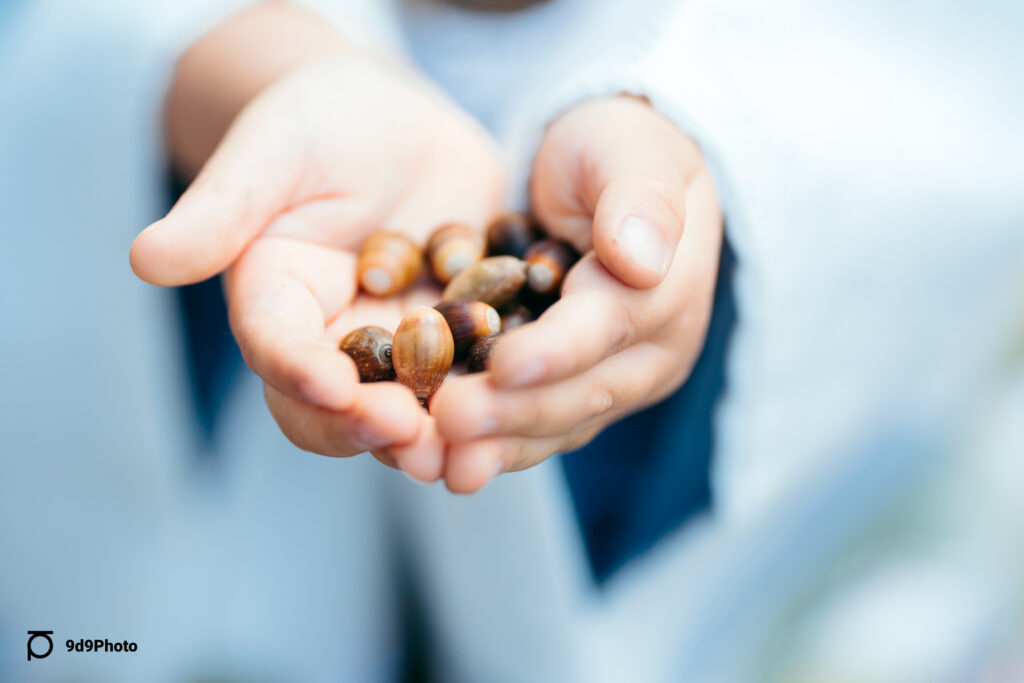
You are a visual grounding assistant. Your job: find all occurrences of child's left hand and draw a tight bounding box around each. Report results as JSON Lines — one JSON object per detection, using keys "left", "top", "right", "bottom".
{"left": 431, "top": 96, "right": 724, "bottom": 493}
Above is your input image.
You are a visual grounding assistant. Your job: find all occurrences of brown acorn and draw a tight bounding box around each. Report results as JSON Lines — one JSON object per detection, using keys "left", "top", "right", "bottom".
{"left": 339, "top": 326, "right": 395, "bottom": 382}
{"left": 426, "top": 222, "right": 486, "bottom": 283}
{"left": 499, "top": 305, "right": 533, "bottom": 331}
{"left": 525, "top": 239, "right": 577, "bottom": 295}
{"left": 392, "top": 307, "right": 454, "bottom": 403}
{"left": 357, "top": 231, "right": 423, "bottom": 296}
{"left": 466, "top": 333, "right": 502, "bottom": 374}
{"left": 486, "top": 212, "right": 538, "bottom": 259}
{"left": 434, "top": 299, "right": 501, "bottom": 359}
{"left": 442, "top": 256, "right": 527, "bottom": 308}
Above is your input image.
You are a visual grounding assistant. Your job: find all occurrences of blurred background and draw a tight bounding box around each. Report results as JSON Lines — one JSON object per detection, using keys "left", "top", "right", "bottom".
{"left": 2, "top": 0, "right": 1023, "bottom": 681}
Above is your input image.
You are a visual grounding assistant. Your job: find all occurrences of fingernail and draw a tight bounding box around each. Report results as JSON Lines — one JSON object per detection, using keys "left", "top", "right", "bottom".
{"left": 474, "top": 459, "right": 505, "bottom": 494}
{"left": 615, "top": 216, "right": 668, "bottom": 277}
{"left": 355, "top": 423, "right": 391, "bottom": 449}
{"left": 506, "top": 357, "right": 546, "bottom": 388}
{"left": 399, "top": 444, "right": 444, "bottom": 484}
{"left": 402, "top": 469, "right": 431, "bottom": 486}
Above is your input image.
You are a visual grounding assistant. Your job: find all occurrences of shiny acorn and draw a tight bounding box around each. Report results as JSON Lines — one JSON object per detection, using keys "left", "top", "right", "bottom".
{"left": 486, "top": 212, "right": 537, "bottom": 259}
{"left": 525, "top": 238, "right": 577, "bottom": 295}
{"left": 392, "top": 307, "right": 455, "bottom": 404}
{"left": 466, "top": 332, "right": 502, "bottom": 374}
{"left": 499, "top": 305, "right": 532, "bottom": 331}
{"left": 339, "top": 326, "right": 395, "bottom": 382}
{"left": 434, "top": 299, "right": 501, "bottom": 359}
{"left": 426, "top": 222, "right": 486, "bottom": 283}
{"left": 442, "top": 256, "right": 528, "bottom": 309}
{"left": 357, "top": 231, "right": 423, "bottom": 296}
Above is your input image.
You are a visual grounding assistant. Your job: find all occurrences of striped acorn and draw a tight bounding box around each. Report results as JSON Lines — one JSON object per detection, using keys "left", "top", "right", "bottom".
{"left": 525, "top": 238, "right": 577, "bottom": 295}
{"left": 434, "top": 299, "right": 501, "bottom": 359}
{"left": 392, "top": 307, "right": 454, "bottom": 404}
{"left": 486, "top": 212, "right": 537, "bottom": 259}
{"left": 426, "top": 222, "right": 486, "bottom": 283}
{"left": 357, "top": 231, "right": 423, "bottom": 296}
{"left": 442, "top": 256, "right": 527, "bottom": 309}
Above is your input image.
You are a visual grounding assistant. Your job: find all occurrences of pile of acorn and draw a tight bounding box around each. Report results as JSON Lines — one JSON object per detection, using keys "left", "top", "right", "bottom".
{"left": 339, "top": 213, "right": 578, "bottom": 406}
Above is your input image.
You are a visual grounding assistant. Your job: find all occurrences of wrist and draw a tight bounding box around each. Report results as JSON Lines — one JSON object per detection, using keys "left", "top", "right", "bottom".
{"left": 166, "top": 2, "right": 351, "bottom": 177}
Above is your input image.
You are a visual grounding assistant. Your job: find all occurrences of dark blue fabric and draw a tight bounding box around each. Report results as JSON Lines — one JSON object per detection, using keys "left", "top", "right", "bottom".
{"left": 560, "top": 239, "right": 736, "bottom": 583}
{"left": 177, "top": 276, "right": 243, "bottom": 445}
{"left": 170, "top": 177, "right": 244, "bottom": 448}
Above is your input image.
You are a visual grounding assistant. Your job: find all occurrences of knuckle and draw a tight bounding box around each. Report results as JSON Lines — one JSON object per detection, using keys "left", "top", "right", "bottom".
{"left": 606, "top": 298, "right": 640, "bottom": 352}
{"left": 582, "top": 376, "right": 619, "bottom": 421}
{"left": 514, "top": 395, "right": 549, "bottom": 433}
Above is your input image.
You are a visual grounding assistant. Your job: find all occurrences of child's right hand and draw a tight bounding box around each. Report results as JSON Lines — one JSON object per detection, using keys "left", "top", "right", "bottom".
{"left": 131, "top": 53, "right": 505, "bottom": 482}
{"left": 431, "top": 95, "right": 724, "bottom": 492}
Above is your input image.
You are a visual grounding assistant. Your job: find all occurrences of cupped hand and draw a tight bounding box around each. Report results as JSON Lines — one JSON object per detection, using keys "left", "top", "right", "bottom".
{"left": 431, "top": 96, "right": 723, "bottom": 493}
{"left": 131, "top": 55, "right": 505, "bottom": 481}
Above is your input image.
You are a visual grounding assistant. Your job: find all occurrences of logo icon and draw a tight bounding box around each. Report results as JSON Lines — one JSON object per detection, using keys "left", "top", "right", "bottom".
{"left": 27, "top": 630, "right": 53, "bottom": 661}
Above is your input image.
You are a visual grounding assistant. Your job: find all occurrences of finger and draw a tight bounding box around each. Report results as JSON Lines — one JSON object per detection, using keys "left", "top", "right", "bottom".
{"left": 434, "top": 340, "right": 683, "bottom": 443}
{"left": 444, "top": 431, "right": 592, "bottom": 495}
{"left": 487, "top": 253, "right": 651, "bottom": 388}
{"left": 130, "top": 99, "right": 301, "bottom": 286}
{"left": 226, "top": 236, "right": 360, "bottom": 410}
{"left": 371, "top": 416, "right": 447, "bottom": 484}
{"left": 265, "top": 381, "right": 425, "bottom": 458}
{"left": 492, "top": 167, "right": 723, "bottom": 389}
{"left": 531, "top": 96, "right": 704, "bottom": 288}
{"left": 443, "top": 438, "right": 506, "bottom": 495}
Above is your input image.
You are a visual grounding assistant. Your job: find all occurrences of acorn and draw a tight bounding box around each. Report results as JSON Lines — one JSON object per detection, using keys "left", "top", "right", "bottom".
{"left": 357, "top": 231, "right": 423, "bottom": 296}
{"left": 525, "top": 239, "right": 577, "bottom": 295}
{"left": 486, "top": 212, "right": 538, "bottom": 259}
{"left": 499, "top": 305, "right": 532, "bottom": 331}
{"left": 434, "top": 299, "right": 501, "bottom": 359}
{"left": 426, "top": 222, "right": 486, "bottom": 283}
{"left": 442, "top": 256, "right": 528, "bottom": 308}
{"left": 339, "top": 326, "right": 395, "bottom": 382}
{"left": 392, "top": 307, "right": 454, "bottom": 404}
{"left": 466, "top": 333, "right": 502, "bottom": 374}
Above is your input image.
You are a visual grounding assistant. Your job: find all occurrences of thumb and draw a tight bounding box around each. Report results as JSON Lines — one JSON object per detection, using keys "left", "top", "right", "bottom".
{"left": 130, "top": 103, "right": 300, "bottom": 287}
{"left": 531, "top": 96, "right": 702, "bottom": 289}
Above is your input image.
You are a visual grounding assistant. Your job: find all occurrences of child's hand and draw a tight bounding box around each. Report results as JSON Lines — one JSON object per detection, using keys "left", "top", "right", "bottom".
{"left": 431, "top": 96, "right": 723, "bottom": 493}
{"left": 131, "top": 54, "right": 504, "bottom": 482}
